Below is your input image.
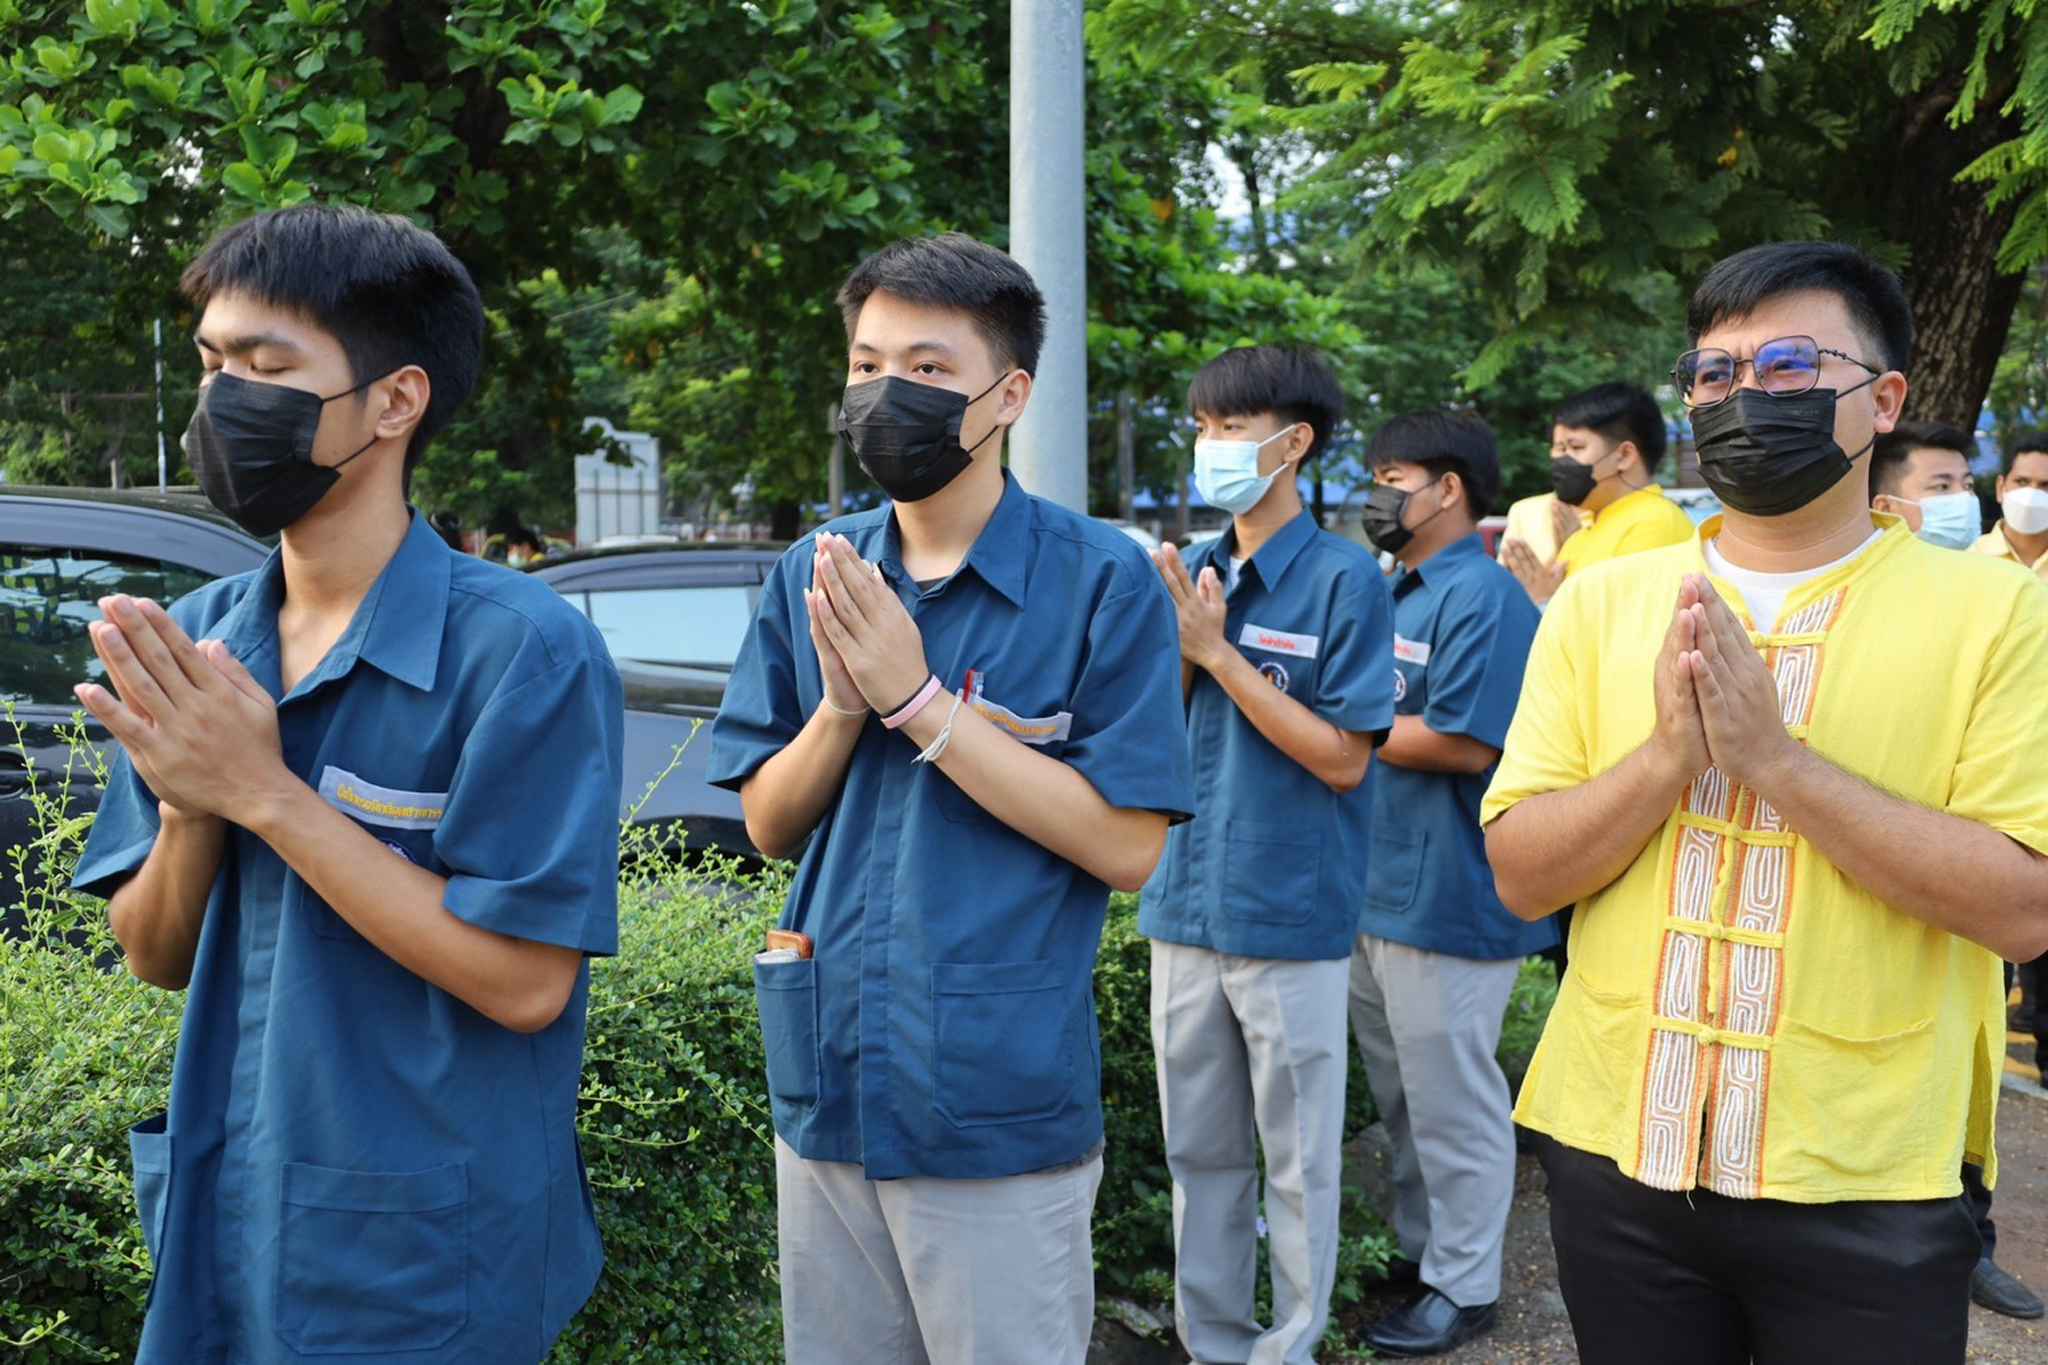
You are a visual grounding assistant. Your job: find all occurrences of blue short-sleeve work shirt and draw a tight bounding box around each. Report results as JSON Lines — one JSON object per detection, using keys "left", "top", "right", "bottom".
{"left": 1137, "top": 511, "right": 1396, "bottom": 960}
{"left": 1358, "top": 533, "right": 1555, "bottom": 959}
{"left": 707, "top": 472, "right": 1194, "bottom": 1180}
{"left": 72, "top": 511, "right": 624, "bottom": 1363}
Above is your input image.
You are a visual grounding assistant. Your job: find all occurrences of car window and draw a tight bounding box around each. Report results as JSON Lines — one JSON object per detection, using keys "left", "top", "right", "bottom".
{"left": 2, "top": 546, "right": 214, "bottom": 707}
{"left": 575, "top": 585, "right": 759, "bottom": 669}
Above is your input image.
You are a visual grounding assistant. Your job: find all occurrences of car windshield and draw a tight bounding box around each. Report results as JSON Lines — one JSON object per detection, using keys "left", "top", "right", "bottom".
{"left": 2, "top": 546, "right": 213, "bottom": 707}
{"left": 576, "top": 585, "right": 756, "bottom": 670}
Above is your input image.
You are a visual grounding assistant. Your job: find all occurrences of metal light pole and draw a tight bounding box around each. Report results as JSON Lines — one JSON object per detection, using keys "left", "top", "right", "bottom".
{"left": 1009, "top": 0, "right": 1087, "bottom": 512}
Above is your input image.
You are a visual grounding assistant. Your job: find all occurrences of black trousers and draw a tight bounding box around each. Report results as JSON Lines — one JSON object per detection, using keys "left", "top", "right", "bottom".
{"left": 1533, "top": 1133, "right": 1980, "bottom": 1364}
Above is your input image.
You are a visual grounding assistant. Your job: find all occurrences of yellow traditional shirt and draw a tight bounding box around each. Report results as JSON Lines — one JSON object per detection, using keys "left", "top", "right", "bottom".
{"left": 1970, "top": 523, "right": 2048, "bottom": 582}
{"left": 1483, "top": 516, "right": 2048, "bottom": 1203}
{"left": 1500, "top": 493, "right": 1588, "bottom": 566}
{"left": 1556, "top": 484, "right": 1694, "bottom": 575}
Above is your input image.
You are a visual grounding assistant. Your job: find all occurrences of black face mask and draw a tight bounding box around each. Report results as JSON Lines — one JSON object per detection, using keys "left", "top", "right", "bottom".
{"left": 1551, "top": 454, "right": 1602, "bottom": 507}
{"left": 1690, "top": 384, "right": 1872, "bottom": 517}
{"left": 183, "top": 372, "right": 378, "bottom": 536}
{"left": 837, "top": 372, "right": 1008, "bottom": 503}
{"left": 1361, "top": 480, "right": 1447, "bottom": 555}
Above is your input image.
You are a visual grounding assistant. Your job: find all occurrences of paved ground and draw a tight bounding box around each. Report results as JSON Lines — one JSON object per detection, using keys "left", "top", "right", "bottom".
{"left": 1327, "top": 1046, "right": 2048, "bottom": 1362}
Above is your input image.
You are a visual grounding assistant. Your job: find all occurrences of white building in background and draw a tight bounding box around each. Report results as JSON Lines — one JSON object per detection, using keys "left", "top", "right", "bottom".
{"left": 576, "top": 419, "right": 664, "bottom": 546}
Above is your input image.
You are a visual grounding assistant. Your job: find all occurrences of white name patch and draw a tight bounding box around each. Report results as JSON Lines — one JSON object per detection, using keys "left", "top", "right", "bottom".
{"left": 1393, "top": 635, "right": 1433, "bottom": 666}
{"left": 317, "top": 766, "right": 449, "bottom": 831}
{"left": 1238, "top": 623, "right": 1320, "bottom": 658}
{"left": 969, "top": 697, "right": 1073, "bottom": 746}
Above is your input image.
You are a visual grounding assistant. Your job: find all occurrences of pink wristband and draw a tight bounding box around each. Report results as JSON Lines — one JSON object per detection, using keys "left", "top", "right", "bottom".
{"left": 881, "top": 674, "right": 943, "bottom": 729}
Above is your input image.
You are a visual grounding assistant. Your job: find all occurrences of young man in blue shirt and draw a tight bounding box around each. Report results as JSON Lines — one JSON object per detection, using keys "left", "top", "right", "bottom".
{"left": 708, "top": 233, "right": 1194, "bottom": 1365}
{"left": 70, "top": 205, "right": 624, "bottom": 1361}
{"left": 1350, "top": 410, "right": 1550, "bottom": 1357}
{"left": 1140, "top": 346, "right": 1395, "bottom": 1365}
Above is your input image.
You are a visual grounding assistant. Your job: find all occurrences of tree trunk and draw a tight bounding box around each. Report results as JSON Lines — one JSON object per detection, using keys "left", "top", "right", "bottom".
{"left": 1887, "top": 84, "right": 2025, "bottom": 430}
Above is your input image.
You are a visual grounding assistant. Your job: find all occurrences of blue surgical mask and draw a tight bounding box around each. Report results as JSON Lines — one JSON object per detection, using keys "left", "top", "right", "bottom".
{"left": 1194, "top": 424, "right": 1302, "bottom": 515}
{"left": 1903, "top": 490, "right": 1980, "bottom": 550}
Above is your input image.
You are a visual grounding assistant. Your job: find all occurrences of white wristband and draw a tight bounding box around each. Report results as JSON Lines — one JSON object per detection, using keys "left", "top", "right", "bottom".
{"left": 912, "top": 690, "right": 966, "bottom": 764}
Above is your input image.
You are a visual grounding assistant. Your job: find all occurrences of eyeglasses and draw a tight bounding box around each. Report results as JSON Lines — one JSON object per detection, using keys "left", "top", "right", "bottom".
{"left": 1670, "top": 335, "right": 1883, "bottom": 408}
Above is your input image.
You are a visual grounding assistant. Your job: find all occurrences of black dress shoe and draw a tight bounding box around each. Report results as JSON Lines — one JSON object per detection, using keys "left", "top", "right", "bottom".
{"left": 1973, "top": 1258, "right": 2046, "bottom": 1319}
{"left": 1361, "top": 1286, "right": 1498, "bottom": 1357}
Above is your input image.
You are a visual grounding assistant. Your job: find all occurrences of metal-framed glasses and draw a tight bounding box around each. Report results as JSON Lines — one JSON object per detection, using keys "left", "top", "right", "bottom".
{"left": 1670, "top": 335, "right": 1883, "bottom": 408}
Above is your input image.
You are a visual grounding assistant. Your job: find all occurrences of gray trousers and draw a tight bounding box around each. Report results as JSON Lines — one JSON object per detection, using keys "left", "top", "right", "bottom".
{"left": 1347, "top": 934, "right": 1521, "bottom": 1308}
{"left": 1152, "top": 940, "right": 1352, "bottom": 1365}
{"left": 775, "top": 1136, "right": 1103, "bottom": 1365}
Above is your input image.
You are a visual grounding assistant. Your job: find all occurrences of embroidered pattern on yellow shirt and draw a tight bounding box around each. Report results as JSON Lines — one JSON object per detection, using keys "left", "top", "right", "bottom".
{"left": 1636, "top": 590, "right": 1842, "bottom": 1196}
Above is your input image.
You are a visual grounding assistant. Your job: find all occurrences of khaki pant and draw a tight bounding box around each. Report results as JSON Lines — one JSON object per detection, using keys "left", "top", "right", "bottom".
{"left": 1347, "top": 934, "right": 1520, "bottom": 1307}
{"left": 1152, "top": 940, "right": 1352, "bottom": 1365}
{"left": 775, "top": 1137, "right": 1103, "bottom": 1365}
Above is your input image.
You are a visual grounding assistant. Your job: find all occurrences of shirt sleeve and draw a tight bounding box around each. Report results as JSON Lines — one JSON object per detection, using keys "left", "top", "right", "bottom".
{"left": 436, "top": 640, "right": 625, "bottom": 955}
{"left": 1312, "top": 567, "right": 1397, "bottom": 739}
{"left": 69, "top": 743, "right": 161, "bottom": 899}
{"left": 1059, "top": 576, "right": 1196, "bottom": 821}
{"left": 1946, "top": 585, "right": 2048, "bottom": 856}
{"left": 1480, "top": 573, "right": 1593, "bottom": 827}
{"left": 1421, "top": 575, "right": 1539, "bottom": 752}
{"left": 707, "top": 544, "right": 811, "bottom": 792}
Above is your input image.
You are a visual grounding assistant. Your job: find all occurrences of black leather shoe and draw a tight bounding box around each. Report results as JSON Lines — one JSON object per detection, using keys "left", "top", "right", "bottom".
{"left": 1973, "top": 1258, "right": 2046, "bottom": 1319}
{"left": 1361, "top": 1286, "right": 1498, "bottom": 1357}
{"left": 1362, "top": 1254, "right": 1422, "bottom": 1292}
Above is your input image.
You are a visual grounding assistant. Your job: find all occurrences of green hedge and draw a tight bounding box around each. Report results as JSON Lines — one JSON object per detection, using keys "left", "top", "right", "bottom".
{"left": 2, "top": 785, "right": 1550, "bottom": 1360}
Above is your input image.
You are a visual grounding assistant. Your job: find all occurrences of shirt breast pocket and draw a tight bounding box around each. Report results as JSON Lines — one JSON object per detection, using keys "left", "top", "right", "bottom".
{"left": 1239, "top": 646, "right": 1318, "bottom": 703}
{"left": 305, "top": 766, "right": 449, "bottom": 939}
{"left": 934, "top": 697, "right": 1072, "bottom": 824}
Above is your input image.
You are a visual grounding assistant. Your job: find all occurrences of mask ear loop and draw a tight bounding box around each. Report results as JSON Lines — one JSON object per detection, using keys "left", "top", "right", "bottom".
{"left": 317, "top": 370, "right": 396, "bottom": 471}
{"left": 959, "top": 369, "right": 1017, "bottom": 457}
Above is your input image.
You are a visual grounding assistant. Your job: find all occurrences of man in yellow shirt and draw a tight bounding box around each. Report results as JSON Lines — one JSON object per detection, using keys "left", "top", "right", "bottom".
{"left": 1483, "top": 240, "right": 2048, "bottom": 1362}
{"left": 1501, "top": 383, "right": 1692, "bottom": 604}
{"left": 1971, "top": 433, "right": 2048, "bottom": 581}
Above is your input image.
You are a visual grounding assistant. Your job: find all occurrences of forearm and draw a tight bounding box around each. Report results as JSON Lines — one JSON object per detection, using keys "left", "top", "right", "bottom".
{"left": 1756, "top": 747, "right": 2048, "bottom": 961}
{"left": 737, "top": 703, "right": 866, "bottom": 857}
{"left": 1199, "top": 650, "right": 1372, "bottom": 792}
{"left": 1380, "top": 715, "right": 1499, "bottom": 775}
{"left": 107, "top": 807, "right": 226, "bottom": 990}
{"left": 1485, "top": 738, "right": 1692, "bottom": 919}
{"left": 243, "top": 782, "right": 583, "bottom": 1032}
{"left": 901, "top": 691, "right": 1170, "bottom": 890}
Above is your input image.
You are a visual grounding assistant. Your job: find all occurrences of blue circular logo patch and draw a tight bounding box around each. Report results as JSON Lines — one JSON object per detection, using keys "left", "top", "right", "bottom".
{"left": 1258, "top": 659, "right": 1290, "bottom": 691}
{"left": 1392, "top": 667, "right": 1408, "bottom": 703}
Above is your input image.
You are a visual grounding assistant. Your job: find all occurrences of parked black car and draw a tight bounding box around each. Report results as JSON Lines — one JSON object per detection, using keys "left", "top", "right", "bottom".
{"left": 530, "top": 541, "right": 784, "bottom": 858}
{"left": 1, "top": 486, "right": 270, "bottom": 920}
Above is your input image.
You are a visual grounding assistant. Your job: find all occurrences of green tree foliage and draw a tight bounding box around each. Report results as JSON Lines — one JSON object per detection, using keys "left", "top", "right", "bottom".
{"left": 1101, "top": 0, "right": 2048, "bottom": 433}
{"left": 0, "top": 0, "right": 991, "bottom": 516}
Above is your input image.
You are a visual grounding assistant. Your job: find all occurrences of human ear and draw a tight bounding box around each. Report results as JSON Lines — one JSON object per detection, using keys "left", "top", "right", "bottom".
{"left": 991, "top": 368, "right": 1033, "bottom": 430}
{"left": 1869, "top": 371, "right": 1908, "bottom": 434}
{"left": 373, "top": 365, "right": 432, "bottom": 443}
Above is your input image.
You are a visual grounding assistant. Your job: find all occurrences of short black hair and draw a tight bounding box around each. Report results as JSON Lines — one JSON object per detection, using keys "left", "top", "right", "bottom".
{"left": 1187, "top": 346, "right": 1346, "bottom": 463}
{"left": 836, "top": 232, "right": 1047, "bottom": 378}
{"left": 180, "top": 204, "right": 485, "bottom": 472}
{"left": 1552, "top": 382, "right": 1667, "bottom": 466}
{"left": 1870, "top": 419, "right": 1971, "bottom": 498}
{"left": 1686, "top": 240, "right": 1914, "bottom": 375}
{"left": 1364, "top": 409, "right": 1500, "bottom": 518}
{"left": 2005, "top": 431, "right": 2048, "bottom": 475}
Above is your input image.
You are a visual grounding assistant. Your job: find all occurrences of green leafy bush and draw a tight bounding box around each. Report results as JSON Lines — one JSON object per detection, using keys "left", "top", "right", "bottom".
{"left": 0, "top": 744, "right": 1554, "bottom": 1361}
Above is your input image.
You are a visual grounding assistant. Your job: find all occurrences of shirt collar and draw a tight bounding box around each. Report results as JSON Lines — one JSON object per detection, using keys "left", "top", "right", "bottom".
{"left": 1591, "top": 483, "right": 1666, "bottom": 523}
{"left": 871, "top": 470, "right": 1032, "bottom": 608}
{"left": 1395, "top": 531, "right": 1484, "bottom": 590}
{"left": 1224, "top": 508, "right": 1319, "bottom": 592}
{"left": 219, "top": 510, "right": 449, "bottom": 696}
